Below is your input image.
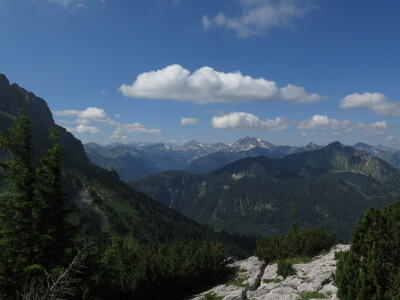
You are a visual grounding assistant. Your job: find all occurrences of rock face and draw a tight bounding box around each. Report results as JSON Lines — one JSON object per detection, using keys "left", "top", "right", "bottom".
{"left": 0, "top": 73, "right": 89, "bottom": 168}
{"left": 190, "top": 244, "right": 349, "bottom": 300}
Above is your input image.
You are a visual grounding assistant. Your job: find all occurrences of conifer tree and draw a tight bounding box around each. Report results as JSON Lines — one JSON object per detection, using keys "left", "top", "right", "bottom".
{"left": 335, "top": 201, "right": 400, "bottom": 300}
{"left": 0, "top": 113, "right": 78, "bottom": 297}
{"left": 0, "top": 111, "right": 38, "bottom": 295}
{"left": 35, "top": 128, "right": 76, "bottom": 269}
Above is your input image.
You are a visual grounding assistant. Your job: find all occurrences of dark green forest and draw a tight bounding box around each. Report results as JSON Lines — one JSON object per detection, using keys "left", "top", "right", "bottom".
{"left": 0, "top": 113, "right": 232, "bottom": 299}
{"left": 131, "top": 143, "right": 400, "bottom": 240}
{"left": 255, "top": 226, "right": 336, "bottom": 263}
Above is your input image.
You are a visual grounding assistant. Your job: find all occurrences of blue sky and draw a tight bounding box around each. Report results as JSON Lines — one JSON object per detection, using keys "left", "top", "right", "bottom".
{"left": 1, "top": 0, "right": 400, "bottom": 146}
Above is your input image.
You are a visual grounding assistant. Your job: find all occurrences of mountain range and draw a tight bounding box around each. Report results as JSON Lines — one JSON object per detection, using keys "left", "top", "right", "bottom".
{"left": 85, "top": 137, "right": 400, "bottom": 182}
{"left": 2, "top": 72, "right": 400, "bottom": 245}
{"left": 131, "top": 142, "right": 400, "bottom": 239}
{"left": 84, "top": 137, "right": 324, "bottom": 181}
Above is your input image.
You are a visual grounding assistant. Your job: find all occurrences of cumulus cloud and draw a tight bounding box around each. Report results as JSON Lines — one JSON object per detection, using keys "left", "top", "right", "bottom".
{"left": 212, "top": 112, "right": 289, "bottom": 131}
{"left": 298, "top": 115, "right": 390, "bottom": 137}
{"left": 341, "top": 92, "right": 400, "bottom": 117}
{"left": 53, "top": 107, "right": 106, "bottom": 120}
{"left": 119, "top": 64, "right": 322, "bottom": 104}
{"left": 110, "top": 122, "right": 161, "bottom": 140}
{"left": 368, "top": 120, "right": 389, "bottom": 130}
{"left": 54, "top": 107, "right": 161, "bottom": 138}
{"left": 79, "top": 107, "right": 106, "bottom": 119}
{"left": 69, "top": 124, "right": 100, "bottom": 134}
{"left": 203, "top": 0, "right": 315, "bottom": 38}
{"left": 298, "top": 115, "right": 351, "bottom": 130}
{"left": 181, "top": 117, "right": 199, "bottom": 126}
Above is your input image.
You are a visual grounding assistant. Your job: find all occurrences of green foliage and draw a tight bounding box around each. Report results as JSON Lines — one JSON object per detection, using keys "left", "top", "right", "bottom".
{"left": 0, "top": 114, "right": 77, "bottom": 297}
{"left": 277, "top": 260, "right": 296, "bottom": 278}
{"left": 82, "top": 239, "right": 229, "bottom": 299}
{"left": 335, "top": 201, "right": 400, "bottom": 300}
{"left": 0, "top": 112, "right": 39, "bottom": 295}
{"left": 35, "top": 129, "right": 76, "bottom": 269}
{"left": 255, "top": 227, "right": 335, "bottom": 263}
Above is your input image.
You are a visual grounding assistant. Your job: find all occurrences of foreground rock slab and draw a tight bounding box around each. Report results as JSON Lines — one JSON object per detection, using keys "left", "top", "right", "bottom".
{"left": 189, "top": 256, "right": 265, "bottom": 300}
{"left": 189, "top": 244, "right": 349, "bottom": 300}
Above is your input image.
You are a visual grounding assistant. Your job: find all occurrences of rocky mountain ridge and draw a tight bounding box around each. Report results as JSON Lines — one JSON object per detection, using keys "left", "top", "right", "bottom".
{"left": 85, "top": 137, "right": 400, "bottom": 182}
{"left": 84, "top": 137, "right": 320, "bottom": 181}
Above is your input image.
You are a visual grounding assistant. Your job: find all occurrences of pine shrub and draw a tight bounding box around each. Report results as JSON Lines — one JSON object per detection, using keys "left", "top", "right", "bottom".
{"left": 277, "top": 260, "right": 296, "bottom": 278}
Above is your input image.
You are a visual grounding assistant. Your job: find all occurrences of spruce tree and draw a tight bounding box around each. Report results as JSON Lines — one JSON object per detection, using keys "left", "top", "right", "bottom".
{"left": 335, "top": 201, "right": 400, "bottom": 300}
{"left": 35, "top": 128, "right": 76, "bottom": 269}
{"left": 0, "top": 112, "right": 38, "bottom": 295}
{"left": 0, "top": 113, "right": 78, "bottom": 297}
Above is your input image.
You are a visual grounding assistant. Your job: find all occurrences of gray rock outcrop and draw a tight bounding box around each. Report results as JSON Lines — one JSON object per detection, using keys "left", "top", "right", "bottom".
{"left": 190, "top": 244, "right": 349, "bottom": 300}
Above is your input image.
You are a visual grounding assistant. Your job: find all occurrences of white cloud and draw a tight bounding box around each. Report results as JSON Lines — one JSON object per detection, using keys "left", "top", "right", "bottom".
{"left": 368, "top": 120, "right": 389, "bottom": 130}
{"left": 53, "top": 107, "right": 106, "bottom": 120}
{"left": 70, "top": 124, "right": 100, "bottom": 134}
{"left": 75, "top": 118, "right": 91, "bottom": 125}
{"left": 212, "top": 112, "right": 289, "bottom": 131}
{"left": 120, "top": 64, "right": 322, "bottom": 104}
{"left": 298, "top": 115, "right": 351, "bottom": 130}
{"left": 181, "top": 117, "right": 199, "bottom": 126}
{"left": 203, "top": 0, "right": 315, "bottom": 38}
{"left": 279, "top": 84, "right": 321, "bottom": 103}
{"left": 110, "top": 122, "right": 162, "bottom": 139}
{"left": 54, "top": 106, "right": 161, "bottom": 139}
{"left": 341, "top": 92, "right": 400, "bottom": 117}
{"left": 78, "top": 107, "right": 106, "bottom": 119}
{"left": 298, "top": 115, "right": 390, "bottom": 137}
{"left": 53, "top": 109, "right": 81, "bottom": 117}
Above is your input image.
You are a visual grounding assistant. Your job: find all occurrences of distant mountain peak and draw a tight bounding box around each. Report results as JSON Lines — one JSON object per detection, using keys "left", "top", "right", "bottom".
{"left": 304, "top": 142, "right": 320, "bottom": 150}
{"left": 326, "top": 141, "right": 343, "bottom": 150}
{"left": 235, "top": 136, "right": 260, "bottom": 144}
{"left": 233, "top": 136, "right": 274, "bottom": 150}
